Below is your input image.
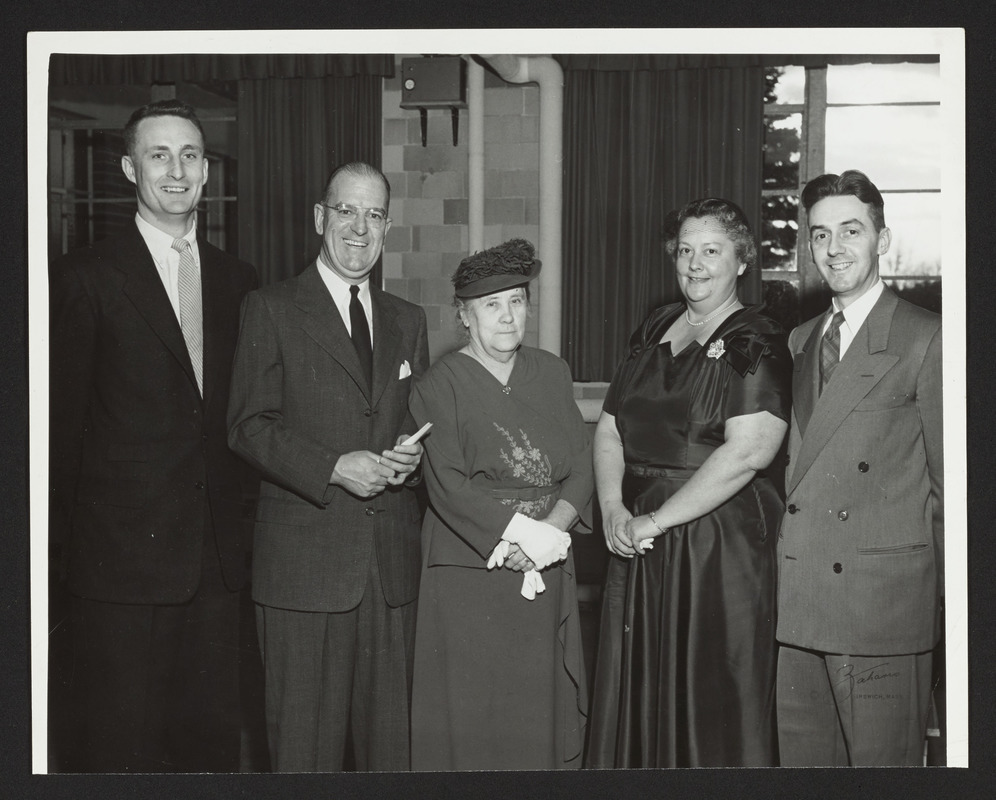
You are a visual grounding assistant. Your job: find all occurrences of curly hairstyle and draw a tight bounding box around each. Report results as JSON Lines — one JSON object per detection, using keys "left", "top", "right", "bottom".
{"left": 663, "top": 198, "right": 757, "bottom": 272}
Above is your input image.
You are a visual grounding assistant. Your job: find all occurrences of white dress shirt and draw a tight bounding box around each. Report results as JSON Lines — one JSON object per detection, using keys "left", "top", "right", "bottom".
{"left": 820, "top": 278, "right": 885, "bottom": 359}
{"left": 316, "top": 256, "right": 373, "bottom": 348}
{"left": 135, "top": 213, "right": 200, "bottom": 324}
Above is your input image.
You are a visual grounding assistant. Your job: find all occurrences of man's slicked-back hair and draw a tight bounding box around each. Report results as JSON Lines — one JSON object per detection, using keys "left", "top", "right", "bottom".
{"left": 123, "top": 99, "right": 206, "bottom": 158}
{"left": 801, "top": 169, "right": 887, "bottom": 232}
{"left": 322, "top": 162, "right": 391, "bottom": 210}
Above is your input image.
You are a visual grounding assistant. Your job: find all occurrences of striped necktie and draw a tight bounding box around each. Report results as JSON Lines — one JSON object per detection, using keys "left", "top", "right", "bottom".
{"left": 819, "top": 310, "right": 845, "bottom": 394}
{"left": 172, "top": 238, "right": 203, "bottom": 396}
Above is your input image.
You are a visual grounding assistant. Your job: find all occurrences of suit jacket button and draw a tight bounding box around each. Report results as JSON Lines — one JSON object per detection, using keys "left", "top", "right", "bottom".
{"left": 858, "top": 461, "right": 869, "bottom": 472}
{"left": 833, "top": 562, "right": 843, "bottom": 573}
{"left": 363, "top": 409, "right": 372, "bottom": 417}
{"left": 837, "top": 510, "right": 848, "bottom": 521}
{"left": 365, "top": 507, "right": 375, "bottom": 516}
{"left": 787, "top": 504, "right": 799, "bottom": 514}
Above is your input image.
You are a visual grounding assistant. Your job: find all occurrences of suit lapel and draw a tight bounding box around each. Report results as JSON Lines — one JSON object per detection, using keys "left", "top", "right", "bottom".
{"left": 787, "top": 290, "right": 900, "bottom": 494}
{"left": 370, "top": 287, "right": 405, "bottom": 409}
{"left": 199, "top": 241, "right": 234, "bottom": 409}
{"left": 117, "top": 224, "right": 200, "bottom": 394}
{"left": 792, "top": 317, "right": 823, "bottom": 441}
{"left": 294, "top": 263, "right": 371, "bottom": 400}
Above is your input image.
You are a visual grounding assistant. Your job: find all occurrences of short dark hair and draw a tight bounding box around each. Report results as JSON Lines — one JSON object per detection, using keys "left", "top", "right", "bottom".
{"left": 123, "top": 99, "right": 205, "bottom": 158}
{"left": 801, "top": 169, "right": 886, "bottom": 232}
{"left": 663, "top": 197, "right": 757, "bottom": 272}
{"left": 322, "top": 162, "right": 391, "bottom": 210}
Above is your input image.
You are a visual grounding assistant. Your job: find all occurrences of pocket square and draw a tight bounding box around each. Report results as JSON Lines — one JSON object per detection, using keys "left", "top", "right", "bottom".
{"left": 398, "top": 360, "right": 412, "bottom": 379}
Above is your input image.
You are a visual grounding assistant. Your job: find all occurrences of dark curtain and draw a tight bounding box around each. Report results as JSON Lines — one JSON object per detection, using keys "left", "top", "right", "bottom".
{"left": 557, "top": 54, "right": 939, "bottom": 71}
{"left": 49, "top": 53, "right": 394, "bottom": 84}
{"left": 562, "top": 65, "right": 765, "bottom": 381}
{"left": 237, "top": 76, "right": 383, "bottom": 286}
{"left": 49, "top": 54, "right": 392, "bottom": 287}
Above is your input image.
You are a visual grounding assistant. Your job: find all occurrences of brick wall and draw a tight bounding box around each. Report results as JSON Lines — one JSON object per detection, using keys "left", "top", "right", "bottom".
{"left": 382, "top": 56, "right": 542, "bottom": 363}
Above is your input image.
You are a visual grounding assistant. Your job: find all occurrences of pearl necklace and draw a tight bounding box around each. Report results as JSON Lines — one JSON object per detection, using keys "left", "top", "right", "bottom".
{"left": 685, "top": 297, "right": 740, "bottom": 327}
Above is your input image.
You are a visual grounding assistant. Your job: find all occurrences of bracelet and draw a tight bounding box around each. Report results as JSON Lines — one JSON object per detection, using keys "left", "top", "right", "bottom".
{"left": 648, "top": 510, "right": 669, "bottom": 536}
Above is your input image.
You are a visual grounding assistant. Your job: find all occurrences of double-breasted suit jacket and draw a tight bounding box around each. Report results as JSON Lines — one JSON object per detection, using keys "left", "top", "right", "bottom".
{"left": 776, "top": 287, "right": 943, "bottom": 656}
{"left": 227, "top": 263, "right": 429, "bottom": 612}
{"left": 49, "top": 222, "right": 259, "bottom": 603}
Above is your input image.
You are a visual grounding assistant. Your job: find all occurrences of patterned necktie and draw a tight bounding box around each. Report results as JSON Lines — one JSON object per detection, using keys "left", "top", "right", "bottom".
{"left": 172, "top": 238, "right": 203, "bottom": 396}
{"left": 349, "top": 284, "right": 373, "bottom": 388}
{"left": 819, "top": 310, "right": 846, "bottom": 394}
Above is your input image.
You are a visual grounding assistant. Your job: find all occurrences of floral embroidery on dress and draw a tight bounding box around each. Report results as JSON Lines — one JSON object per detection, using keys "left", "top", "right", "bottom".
{"left": 493, "top": 424, "right": 555, "bottom": 518}
{"left": 498, "top": 496, "right": 551, "bottom": 518}
{"left": 494, "top": 423, "right": 553, "bottom": 486}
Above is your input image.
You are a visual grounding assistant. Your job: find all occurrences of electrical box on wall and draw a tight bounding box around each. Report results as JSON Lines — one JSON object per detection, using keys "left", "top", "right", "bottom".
{"left": 399, "top": 56, "right": 467, "bottom": 147}
{"left": 400, "top": 56, "right": 467, "bottom": 109}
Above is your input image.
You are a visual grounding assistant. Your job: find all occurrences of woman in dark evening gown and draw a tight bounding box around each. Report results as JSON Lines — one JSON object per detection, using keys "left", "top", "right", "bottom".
{"left": 586, "top": 199, "right": 792, "bottom": 768}
{"left": 410, "top": 240, "right": 592, "bottom": 771}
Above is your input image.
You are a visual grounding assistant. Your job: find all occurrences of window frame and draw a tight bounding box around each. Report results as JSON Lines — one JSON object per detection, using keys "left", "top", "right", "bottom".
{"left": 761, "top": 64, "right": 943, "bottom": 313}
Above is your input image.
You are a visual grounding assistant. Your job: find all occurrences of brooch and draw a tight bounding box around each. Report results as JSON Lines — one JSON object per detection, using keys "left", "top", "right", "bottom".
{"left": 706, "top": 338, "right": 725, "bottom": 359}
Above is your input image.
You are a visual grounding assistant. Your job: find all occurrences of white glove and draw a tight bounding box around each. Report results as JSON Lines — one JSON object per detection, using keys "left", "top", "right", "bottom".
{"left": 501, "top": 513, "right": 571, "bottom": 571}
{"left": 487, "top": 539, "right": 510, "bottom": 569}
{"left": 520, "top": 569, "right": 546, "bottom": 600}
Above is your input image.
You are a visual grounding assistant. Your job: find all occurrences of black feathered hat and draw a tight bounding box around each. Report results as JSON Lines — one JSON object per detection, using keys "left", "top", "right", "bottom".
{"left": 452, "top": 238, "right": 542, "bottom": 299}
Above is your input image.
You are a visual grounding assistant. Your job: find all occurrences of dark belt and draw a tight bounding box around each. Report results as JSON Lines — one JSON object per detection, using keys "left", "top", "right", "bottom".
{"left": 488, "top": 485, "right": 559, "bottom": 500}
{"left": 624, "top": 464, "right": 695, "bottom": 479}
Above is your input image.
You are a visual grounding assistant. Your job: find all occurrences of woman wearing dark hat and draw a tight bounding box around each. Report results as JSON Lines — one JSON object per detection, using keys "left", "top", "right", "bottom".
{"left": 409, "top": 239, "right": 592, "bottom": 770}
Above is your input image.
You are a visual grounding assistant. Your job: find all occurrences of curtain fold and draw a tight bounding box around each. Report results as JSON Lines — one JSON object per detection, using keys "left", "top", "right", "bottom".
{"left": 49, "top": 53, "right": 394, "bottom": 84}
{"left": 237, "top": 75, "right": 383, "bottom": 286}
{"left": 563, "top": 66, "right": 765, "bottom": 382}
{"left": 556, "top": 54, "right": 938, "bottom": 71}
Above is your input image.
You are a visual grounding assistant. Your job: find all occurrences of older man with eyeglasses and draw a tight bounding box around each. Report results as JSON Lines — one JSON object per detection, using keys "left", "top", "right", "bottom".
{"left": 228, "top": 162, "right": 429, "bottom": 771}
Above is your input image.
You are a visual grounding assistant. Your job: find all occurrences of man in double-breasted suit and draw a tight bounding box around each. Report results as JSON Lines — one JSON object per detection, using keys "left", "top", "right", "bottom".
{"left": 775, "top": 170, "right": 943, "bottom": 766}
{"left": 228, "top": 162, "right": 429, "bottom": 772}
{"left": 49, "top": 100, "right": 258, "bottom": 771}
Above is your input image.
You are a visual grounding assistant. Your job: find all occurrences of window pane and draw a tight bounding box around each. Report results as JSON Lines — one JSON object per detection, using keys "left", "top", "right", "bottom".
{"left": 884, "top": 279, "right": 941, "bottom": 314}
{"left": 766, "top": 65, "right": 805, "bottom": 104}
{"left": 761, "top": 194, "right": 799, "bottom": 271}
{"left": 879, "top": 192, "right": 941, "bottom": 277}
{"left": 827, "top": 62, "right": 941, "bottom": 104}
{"left": 825, "top": 105, "right": 940, "bottom": 190}
{"left": 763, "top": 113, "right": 801, "bottom": 191}
{"left": 761, "top": 278, "right": 801, "bottom": 332}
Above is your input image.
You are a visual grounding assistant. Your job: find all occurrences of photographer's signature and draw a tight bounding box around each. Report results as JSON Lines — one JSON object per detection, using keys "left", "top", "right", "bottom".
{"left": 834, "top": 662, "right": 901, "bottom": 700}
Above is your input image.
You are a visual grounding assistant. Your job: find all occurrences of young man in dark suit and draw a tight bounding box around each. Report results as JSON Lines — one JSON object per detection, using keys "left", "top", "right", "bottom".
{"left": 49, "top": 99, "right": 259, "bottom": 771}
{"left": 776, "top": 169, "right": 944, "bottom": 765}
{"left": 228, "top": 162, "right": 429, "bottom": 771}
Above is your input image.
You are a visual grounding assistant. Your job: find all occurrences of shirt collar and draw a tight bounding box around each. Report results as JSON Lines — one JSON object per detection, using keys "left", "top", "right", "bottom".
{"left": 316, "top": 255, "right": 369, "bottom": 303}
{"left": 832, "top": 278, "right": 884, "bottom": 335}
{"left": 134, "top": 212, "right": 197, "bottom": 261}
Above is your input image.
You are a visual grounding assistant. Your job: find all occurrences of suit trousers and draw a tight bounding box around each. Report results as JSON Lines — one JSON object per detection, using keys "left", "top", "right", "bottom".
{"left": 68, "top": 535, "right": 241, "bottom": 772}
{"left": 256, "top": 544, "right": 416, "bottom": 772}
{"left": 776, "top": 644, "right": 933, "bottom": 766}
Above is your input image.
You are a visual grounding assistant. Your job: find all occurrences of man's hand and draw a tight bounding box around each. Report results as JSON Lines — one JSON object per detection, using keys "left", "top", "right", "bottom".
{"left": 379, "top": 436, "right": 424, "bottom": 486}
{"left": 329, "top": 451, "right": 396, "bottom": 498}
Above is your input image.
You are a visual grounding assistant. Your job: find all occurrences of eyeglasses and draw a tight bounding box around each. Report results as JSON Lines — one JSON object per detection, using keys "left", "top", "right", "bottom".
{"left": 321, "top": 203, "right": 390, "bottom": 228}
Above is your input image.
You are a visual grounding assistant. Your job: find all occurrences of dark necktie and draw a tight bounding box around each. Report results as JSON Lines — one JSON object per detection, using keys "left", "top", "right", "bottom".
{"left": 349, "top": 284, "right": 372, "bottom": 388}
{"left": 819, "top": 310, "right": 846, "bottom": 394}
{"left": 171, "top": 238, "right": 203, "bottom": 396}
